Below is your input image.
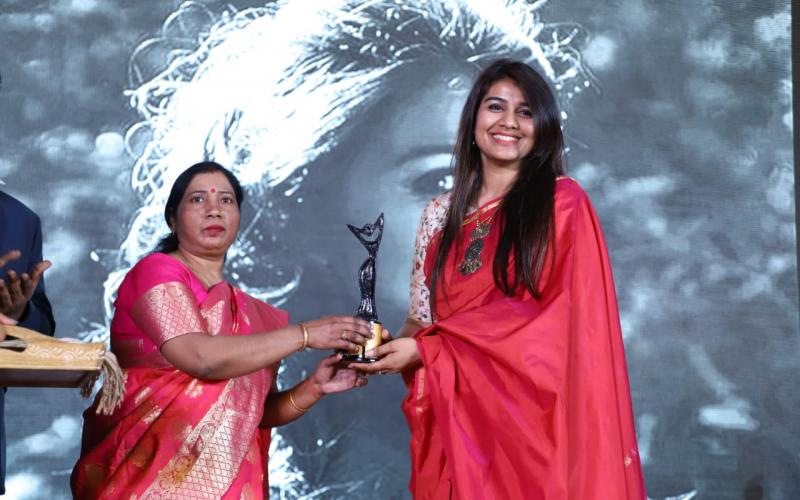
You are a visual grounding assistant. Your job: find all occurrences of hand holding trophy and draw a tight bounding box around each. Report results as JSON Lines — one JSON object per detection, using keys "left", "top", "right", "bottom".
{"left": 342, "top": 213, "right": 385, "bottom": 363}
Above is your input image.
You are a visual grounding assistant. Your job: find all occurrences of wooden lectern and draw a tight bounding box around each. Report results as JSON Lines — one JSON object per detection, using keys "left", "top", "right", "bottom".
{"left": 0, "top": 326, "right": 123, "bottom": 414}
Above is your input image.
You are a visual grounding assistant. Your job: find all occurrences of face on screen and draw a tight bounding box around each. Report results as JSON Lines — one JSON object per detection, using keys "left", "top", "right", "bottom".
{"left": 286, "top": 67, "right": 471, "bottom": 322}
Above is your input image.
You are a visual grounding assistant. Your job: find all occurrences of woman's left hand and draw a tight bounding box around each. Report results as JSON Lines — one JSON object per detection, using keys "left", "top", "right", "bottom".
{"left": 309, "top": 353, "right": 368, "bottom": 395}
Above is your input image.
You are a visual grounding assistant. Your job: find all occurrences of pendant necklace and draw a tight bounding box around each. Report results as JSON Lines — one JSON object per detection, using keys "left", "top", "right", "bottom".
{"left": 458, "top": 201, "right": 500, "bottom": 276}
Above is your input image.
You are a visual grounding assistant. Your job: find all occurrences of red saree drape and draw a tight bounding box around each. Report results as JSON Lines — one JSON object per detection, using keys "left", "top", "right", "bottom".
{"left": 403, "top": 179, "right": 647, "bottom": 499}
{"left": 71, "top": 253, "right": 288, "bottom": 499}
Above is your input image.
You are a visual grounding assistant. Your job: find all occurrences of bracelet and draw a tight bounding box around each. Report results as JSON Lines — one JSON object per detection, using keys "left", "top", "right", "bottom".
{"left": 288, "top": 389, "right": 310, "bottom": 413}
{"left": 298, "top": 323, "right": 309, "bottom": 351}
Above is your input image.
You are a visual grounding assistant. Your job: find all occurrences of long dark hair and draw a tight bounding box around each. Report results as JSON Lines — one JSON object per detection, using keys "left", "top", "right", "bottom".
{"left": 430, "top": 59, "right": 565, "bottom": 306}
{"left": 154, "top": 161, "right": 245, "bottom": 253}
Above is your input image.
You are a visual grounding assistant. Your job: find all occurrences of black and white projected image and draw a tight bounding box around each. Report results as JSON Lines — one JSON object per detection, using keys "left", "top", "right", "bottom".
{"left": 0, "top": 0, "right": 796, "bottom": 498}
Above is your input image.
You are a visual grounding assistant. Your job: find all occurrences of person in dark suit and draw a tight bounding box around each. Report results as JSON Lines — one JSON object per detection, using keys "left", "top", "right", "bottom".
{"left": 0, "top": 190, "right": 55, "bottom": 494}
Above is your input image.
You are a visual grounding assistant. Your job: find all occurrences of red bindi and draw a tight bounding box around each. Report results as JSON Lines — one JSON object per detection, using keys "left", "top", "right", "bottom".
{"left": 210, "top": 187, "right": 216, "bottom": 193}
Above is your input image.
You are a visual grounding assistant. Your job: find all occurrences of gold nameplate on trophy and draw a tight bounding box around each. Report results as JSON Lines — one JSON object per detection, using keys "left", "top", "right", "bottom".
{"left": 348, "top": 320, "right": 383, "bottom": 363}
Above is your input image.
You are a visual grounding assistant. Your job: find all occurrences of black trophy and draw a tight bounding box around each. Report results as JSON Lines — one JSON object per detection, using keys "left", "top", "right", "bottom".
{"left": 343, "top": 213, "right": 384, "bottom": 363}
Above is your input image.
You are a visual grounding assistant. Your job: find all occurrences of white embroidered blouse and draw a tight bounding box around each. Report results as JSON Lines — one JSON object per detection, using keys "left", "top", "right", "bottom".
{"left": 407, "top": 192, "right": 451, "bottom": 324}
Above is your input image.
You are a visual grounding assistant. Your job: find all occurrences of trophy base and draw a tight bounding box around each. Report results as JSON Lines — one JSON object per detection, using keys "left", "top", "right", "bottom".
{"left": 340, "top": 353, "right": 379, "bottom": 363}
{"left": 341, "top": 320, "right": 382, "bottom": 363}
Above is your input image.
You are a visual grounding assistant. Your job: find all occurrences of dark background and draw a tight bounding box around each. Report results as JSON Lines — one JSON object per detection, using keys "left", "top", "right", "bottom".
{"left": 0, "top": 1, "right": 797, "bottom": 498}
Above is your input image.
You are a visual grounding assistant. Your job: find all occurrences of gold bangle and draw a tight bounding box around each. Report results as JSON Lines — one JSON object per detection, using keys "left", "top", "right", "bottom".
{"left": 288, "top": 389, "right": 310, "bottom": 413}
{"left": 298, "top": 323, "right": 309, "bottom": 351}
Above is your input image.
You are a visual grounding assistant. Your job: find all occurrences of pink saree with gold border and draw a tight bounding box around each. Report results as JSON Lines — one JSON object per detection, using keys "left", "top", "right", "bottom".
{"left": 71, "top": 253, "right": 288, "bottom": 499}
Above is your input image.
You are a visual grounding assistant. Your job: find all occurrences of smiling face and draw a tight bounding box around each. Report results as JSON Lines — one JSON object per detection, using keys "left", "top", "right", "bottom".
{"left": 473, "top": 78, "right": 535, "bottom": 172}
{"left": 172, "top": 171, "right": 240, "bottom": 258}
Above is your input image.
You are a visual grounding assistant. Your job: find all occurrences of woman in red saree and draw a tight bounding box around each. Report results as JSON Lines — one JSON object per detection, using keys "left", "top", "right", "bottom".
{"left": 71, "top": 162, "right": 373, "bottom": 499}
{"left": 354, "top": 60, "right": 647, "bottom": 499}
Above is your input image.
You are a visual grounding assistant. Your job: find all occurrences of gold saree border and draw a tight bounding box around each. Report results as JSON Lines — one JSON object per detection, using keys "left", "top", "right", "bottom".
{"left": 131, "top": 281, "right": 206, "bottom": 347}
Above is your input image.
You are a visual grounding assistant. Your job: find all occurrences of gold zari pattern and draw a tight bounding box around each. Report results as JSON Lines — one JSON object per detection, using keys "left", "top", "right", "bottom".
{"left": 138, "top": 366, "right": 267, "bottom": 498}
{"left": 132, "top": 282, "right": 206, "bottom": 346}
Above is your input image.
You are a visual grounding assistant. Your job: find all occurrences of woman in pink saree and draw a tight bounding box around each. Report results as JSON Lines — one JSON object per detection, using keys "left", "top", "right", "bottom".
{"left": 71, "top": 162, "right": 373, "bottom": 499}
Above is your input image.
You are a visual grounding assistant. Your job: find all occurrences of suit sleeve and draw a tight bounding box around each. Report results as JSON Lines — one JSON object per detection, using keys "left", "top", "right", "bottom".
{"left": 17, "top": 214, "right": 55, "bottom": 336}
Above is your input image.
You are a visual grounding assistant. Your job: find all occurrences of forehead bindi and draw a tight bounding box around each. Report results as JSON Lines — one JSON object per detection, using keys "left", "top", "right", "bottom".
{"left": 187, "top": 172, "right": 234, "bottom": 194}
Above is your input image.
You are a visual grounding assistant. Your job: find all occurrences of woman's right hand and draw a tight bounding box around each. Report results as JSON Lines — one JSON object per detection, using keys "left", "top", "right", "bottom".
{"left": 301, "top": 316, "right": 373, "bottom": 351}
{"left": 349, "top": 337, "right": 422, "bottom": 375}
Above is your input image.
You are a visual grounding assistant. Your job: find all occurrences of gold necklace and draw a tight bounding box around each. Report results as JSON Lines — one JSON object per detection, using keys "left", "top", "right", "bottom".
{"left": 458, "top": 201, "right": 500, "bottom": 275}
{"left": 227, "top": 284, "right": 239, "bottom": 334}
